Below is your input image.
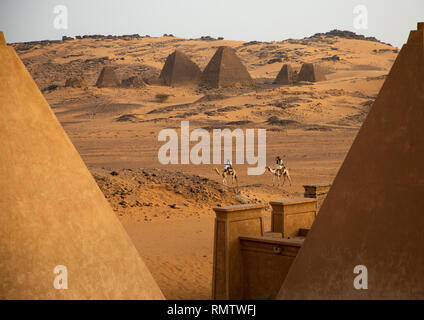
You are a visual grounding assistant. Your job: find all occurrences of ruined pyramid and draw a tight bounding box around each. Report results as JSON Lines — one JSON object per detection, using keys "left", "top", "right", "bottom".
{"left": 0, "top": 32, "right": 164, "bottom": 300}
{"left": 96, "top": 66, "right": 120, "bottom": 88}
{"left": 159, "top": 50, "right": 202, "bottom": 86}
{"left": 201, "top": 46, "right": 253, "bottom": 88}
{"left": 297, "top": 63, "right": 326, "bottom": 82}
{"left": 278, "top": 23, "right": 424, "bottom": 300}
{"left": 121, "top": 75, "right": 147, "bottom": 88}
{"left": 65, "top": 76, "right": 87, "bottom": 88}
{"left": 274, "top": 64, "right": 296, "bottom": 85}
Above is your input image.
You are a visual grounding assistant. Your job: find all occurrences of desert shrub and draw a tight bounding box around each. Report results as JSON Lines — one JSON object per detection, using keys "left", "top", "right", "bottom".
{"left": 155, "top": 93, "right": 171, "bottom": 103}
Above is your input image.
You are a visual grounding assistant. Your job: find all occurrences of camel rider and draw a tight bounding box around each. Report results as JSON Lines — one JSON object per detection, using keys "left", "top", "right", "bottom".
{"left": 276, "top": 156, "right": 285, "bottom": 171}
{"left": 224, "top": 160, "right": 233, "bottom": 174}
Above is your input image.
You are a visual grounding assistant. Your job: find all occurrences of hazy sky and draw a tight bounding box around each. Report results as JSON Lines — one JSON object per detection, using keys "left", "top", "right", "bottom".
{"left": 0, "top": 0, "right": 423, "bottom": 47}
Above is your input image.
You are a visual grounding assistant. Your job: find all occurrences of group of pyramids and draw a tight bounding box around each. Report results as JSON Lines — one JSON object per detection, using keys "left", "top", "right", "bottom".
{"left": 159, "top": 46, "right": 254, "bottom": 88}
{"left": 94, "top": 46, "right": 326, "bottom": 90}
{"left": 158, "top": 47, "right": 326, "bottom": 87}
{"left": 64, "top": 67, "right": 147, "bottom": 89}
{"left": 95, "top": 67, "right": 147, "bottom": 88}
{"left": 274, "top": 62, "right": 326, "bottom": 84}
{"left": 93, "top": 46, "right": 255, "bottom": 89}
{"left": 1, "top": 22, "right": 424, "bottom": 299}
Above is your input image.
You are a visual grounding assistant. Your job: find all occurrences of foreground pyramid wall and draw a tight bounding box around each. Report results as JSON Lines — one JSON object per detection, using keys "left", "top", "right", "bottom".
{"left": 201, "top": 46, "right": 253, "bottom": 88}
{"left": 159, "top": 50, "right": 202, "bottom": 86}
{"left": 0, "top": 35, "right": 164, "bottom": 299}
{"left": 0, "top": 31, "right": 5, "bottom": 45}
{"left": 278, "top": 23, "right": 424, "bottom": 299}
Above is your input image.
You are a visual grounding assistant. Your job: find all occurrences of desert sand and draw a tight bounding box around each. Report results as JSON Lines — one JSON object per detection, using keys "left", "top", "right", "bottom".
{"left": 12, "top": 31, "right": 397, "bottom": 299}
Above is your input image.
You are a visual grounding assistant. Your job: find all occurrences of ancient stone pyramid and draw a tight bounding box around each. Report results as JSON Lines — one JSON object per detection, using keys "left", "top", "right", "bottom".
{"left": 96, "top": 66, "right": 120, "bottom": 88}
{"left": 121, "top": 75, "right": 147, "bottom": 88}
{"left": 65, "top": 76, "right": 87, "bottom": 88}
{"left": 201, "top": 46, "right": 253, "bottom": 88}
{"left": 278, "top": 23, "right": 424, "bottom": 300}
{"left": 274, "top": 64, "right": 295, "bottom": 85}
{"left": 297, "top": 63, "right": 326, "bottom": 82}
{"left": 0, "top": 33, "right": 164, "bottom": 300}
{"left": 159, "top": 50, "right": 202, "bottom": 86}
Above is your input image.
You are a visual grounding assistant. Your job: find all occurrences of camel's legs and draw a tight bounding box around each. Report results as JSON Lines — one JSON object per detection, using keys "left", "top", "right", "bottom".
{"left": 286, "top": 172, "right": 292, "bottom": 186}
{"left": 231, "top": 174, "right": 238, "bottom": 191}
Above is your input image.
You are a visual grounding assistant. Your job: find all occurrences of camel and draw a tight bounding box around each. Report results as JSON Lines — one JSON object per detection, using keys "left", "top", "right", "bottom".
{"left": 212, "top": 167, "right": 238, "bottom": 187}
{"left": 266, "top": 166, "right": 292, "bottom": 186}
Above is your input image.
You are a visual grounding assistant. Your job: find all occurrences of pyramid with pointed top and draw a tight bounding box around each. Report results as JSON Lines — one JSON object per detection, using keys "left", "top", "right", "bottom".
{"left": 274, "top": 64, "right": 296, "bottom": 85}
{"left": 297, "top": 63, "right": 326, "bottom": 82}
{"left": 201, "top": 46, "right": 253, "bottom": 88}
{"left": 159, "top": 50, "right": 202, "bottom": 86}
{"left": 278, "top": 23, "right": 424, "bottom": 300}
{"left": 0, "top": 32, "right": 164, "bottom": 299}
{"left": 96, "top": 66, "right": 120, "bottom": 88}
